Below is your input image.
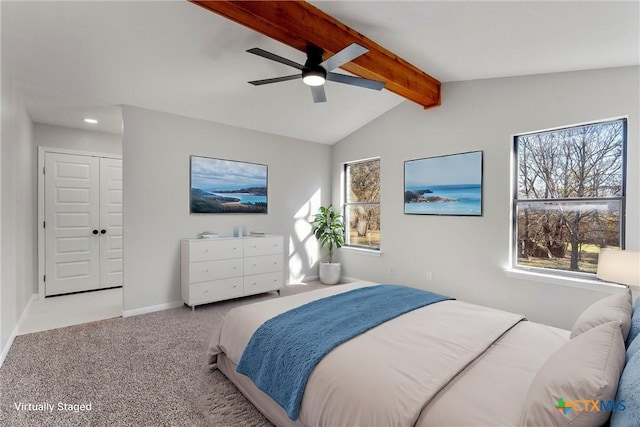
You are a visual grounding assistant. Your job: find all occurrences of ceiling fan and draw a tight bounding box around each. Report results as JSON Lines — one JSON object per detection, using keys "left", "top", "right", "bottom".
{"left": 246, "top": 43, "right": 386, "bottom": 103}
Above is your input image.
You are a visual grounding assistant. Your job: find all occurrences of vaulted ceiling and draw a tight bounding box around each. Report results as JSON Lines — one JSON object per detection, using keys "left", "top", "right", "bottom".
{"left": 190, "top": 1, "right": 441, "bottom": 109}
{"left": 2, "top": 1, "right": 638, "bottom": 144}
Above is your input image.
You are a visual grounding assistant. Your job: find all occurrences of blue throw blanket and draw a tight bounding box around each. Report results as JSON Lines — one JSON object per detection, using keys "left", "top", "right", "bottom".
{"left": 235, "top": 284, "right": 452, "bottom": 420}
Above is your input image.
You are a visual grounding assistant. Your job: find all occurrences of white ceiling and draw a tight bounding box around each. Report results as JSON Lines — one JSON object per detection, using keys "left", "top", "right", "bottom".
{"left": 2, "top": 1, "right": 638, "bottom": 144}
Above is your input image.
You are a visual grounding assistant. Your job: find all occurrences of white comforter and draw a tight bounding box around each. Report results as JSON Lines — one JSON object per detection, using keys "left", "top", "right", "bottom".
{"left": 209, "top": 282, "right": 527, "bottom": 427}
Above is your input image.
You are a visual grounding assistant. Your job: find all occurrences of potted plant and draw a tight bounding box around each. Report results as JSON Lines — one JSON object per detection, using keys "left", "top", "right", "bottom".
{"left": 310, "top": 205, "right": 345, "bottom": 285}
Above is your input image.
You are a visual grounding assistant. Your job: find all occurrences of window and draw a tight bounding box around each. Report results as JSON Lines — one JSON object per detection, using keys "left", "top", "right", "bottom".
{"left": 513, "top": 118, "right": 626, "bottom": 276}
{"left": 344, "top": 158, "right": 381, "bottom": 250}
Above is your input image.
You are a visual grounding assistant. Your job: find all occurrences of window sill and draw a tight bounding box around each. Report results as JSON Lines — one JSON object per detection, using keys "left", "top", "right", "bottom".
{"left": 504, "top": 268, "right": 627, "bottom": 294}
{"left": 340, "top": 246, "right": 382, "bottom": 257}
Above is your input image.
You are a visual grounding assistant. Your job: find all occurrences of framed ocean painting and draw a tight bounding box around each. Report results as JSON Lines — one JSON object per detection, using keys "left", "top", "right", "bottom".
{"left": 190, "top": 156, "right": 268, "bottom": 214}
{"left": 404, "top": 151, "right": 483, "bottom": 216}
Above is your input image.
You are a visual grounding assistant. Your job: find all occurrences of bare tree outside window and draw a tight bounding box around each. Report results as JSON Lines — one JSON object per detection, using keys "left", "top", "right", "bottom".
{"left": 345, "top": 159, "right": 381, "bottom": 250}
{"left": 514, "top": 119, "right": 626, "bottom": 275}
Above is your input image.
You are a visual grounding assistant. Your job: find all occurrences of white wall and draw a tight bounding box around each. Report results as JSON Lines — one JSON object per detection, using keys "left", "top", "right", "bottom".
{"left": 33, "top": 122, "right": 122, "bottom": 155}
{"left": 1, "top": 65, "right": 36, "bottom": 363}
{"left": 332, "top": 66, "right": 640, "bottom": 329}
{"left": 122, "top": 106, "right": 331, "bottom": 313}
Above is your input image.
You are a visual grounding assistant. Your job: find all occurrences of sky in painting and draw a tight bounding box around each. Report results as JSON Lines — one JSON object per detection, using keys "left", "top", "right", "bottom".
{"left": 191, "top": 156, "right": 267, "bottom": 190}
{"left": 405, "top": 151, "right": 482, "bottom": 187}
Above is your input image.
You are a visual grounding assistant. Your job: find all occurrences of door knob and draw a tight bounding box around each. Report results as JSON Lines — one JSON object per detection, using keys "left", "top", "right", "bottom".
{"left": 92, "top": 229, "right": 99, "bottom": 235}
{"left": 100, "top": 229, "right": 107, "bottom": 234}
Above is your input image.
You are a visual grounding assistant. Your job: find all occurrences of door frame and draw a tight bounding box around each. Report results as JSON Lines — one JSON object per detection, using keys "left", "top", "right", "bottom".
{"left": 37, "top": 147, "right": 122, "bottom": 299}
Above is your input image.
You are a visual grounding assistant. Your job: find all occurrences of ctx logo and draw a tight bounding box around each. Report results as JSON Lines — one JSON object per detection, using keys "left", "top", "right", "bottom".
{"left": 555, "top": 397, "right": 626, "bottom": 415}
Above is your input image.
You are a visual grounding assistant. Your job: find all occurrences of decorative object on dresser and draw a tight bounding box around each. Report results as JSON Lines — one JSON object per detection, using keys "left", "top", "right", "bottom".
{"left": 198, "top": 231, "right": 218, "bottom": 239}
{"left": 310, "top": 205, "right": 345, "bottom": 285}
{"left": 180, "top": 235, "right": 283, "bottom": 310}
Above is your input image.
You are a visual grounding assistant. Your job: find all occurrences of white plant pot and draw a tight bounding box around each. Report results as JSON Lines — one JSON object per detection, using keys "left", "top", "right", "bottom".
{"left": 319, "top": 262, "right": 341, "bottom": 285}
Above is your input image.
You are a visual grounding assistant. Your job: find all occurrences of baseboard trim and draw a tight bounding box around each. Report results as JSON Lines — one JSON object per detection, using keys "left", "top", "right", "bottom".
{"left": 1, "top": 293, "right": 38, "bottom": 368}
{"left": 122, "top": 300, "right": 184, "bottom": 318}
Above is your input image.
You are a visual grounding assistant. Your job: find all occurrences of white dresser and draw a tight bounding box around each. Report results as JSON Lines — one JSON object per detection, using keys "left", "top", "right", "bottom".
{"left": 180, "top": 236, "right": 284, "bottom": 309}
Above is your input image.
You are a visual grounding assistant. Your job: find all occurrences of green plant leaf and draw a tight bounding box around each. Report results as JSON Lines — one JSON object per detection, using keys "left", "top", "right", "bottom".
{"left": 309, "top": 204, "right": 345, "bottom": 263}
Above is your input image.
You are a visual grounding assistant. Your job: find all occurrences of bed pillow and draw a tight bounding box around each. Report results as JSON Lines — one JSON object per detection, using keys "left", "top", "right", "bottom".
{"left": 626, "top": 334, "right": 640, "bottom": 365}
{"left": 570, "top": 291, "right": 632, "bottom": 340}
{"left": 626, "top": 297, "right": 640, "bottom": 347}
{"left": 610, "top": 350, "right": 640, "bottom": 427}
{"left": 521, "top": 321, "right": 625, "bottom": 427}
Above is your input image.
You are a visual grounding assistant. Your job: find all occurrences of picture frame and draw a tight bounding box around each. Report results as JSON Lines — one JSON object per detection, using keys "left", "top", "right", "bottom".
{"left": 190, "top": 155, "right": 268, "bottom": 214}
{"left": 404, "top": 150, "right": 483, "bottom": 216}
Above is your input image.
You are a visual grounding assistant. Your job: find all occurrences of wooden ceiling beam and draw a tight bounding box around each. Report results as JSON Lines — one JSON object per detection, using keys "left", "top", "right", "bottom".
{"left": 190, "top": 0, "right": 441, "bottom": 109}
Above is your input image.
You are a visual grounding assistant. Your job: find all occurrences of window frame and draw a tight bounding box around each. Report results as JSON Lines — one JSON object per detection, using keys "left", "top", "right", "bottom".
{"left": 511, "top": 117, "right": 627, "bottom": 278}
{"left": 343, "top": 157, "right": 381, "bottom": 251}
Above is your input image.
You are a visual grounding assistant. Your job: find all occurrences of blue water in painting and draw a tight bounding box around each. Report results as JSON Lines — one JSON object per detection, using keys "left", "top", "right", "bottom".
{"left": 211, "top": 192, "right": 267, "bottom": 204}
{"left": 405, "top": 184, "right": 481, "bottom": 215}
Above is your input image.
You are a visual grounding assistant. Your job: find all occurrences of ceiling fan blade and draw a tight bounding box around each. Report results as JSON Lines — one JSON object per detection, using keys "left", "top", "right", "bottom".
{"left": 310, "top": 85, "right": 327, "bottom": 103}
{"left": 246, "top": 48, "right": 304, "bottom": 70}
{"left": 320, "top": 43, "right": 368, "bottom": 72}
{"left": 326, "top": 72, "right": 385, "bottom": 91}
{"left": 248, "top": 74, "right": 301, "bottom": 86}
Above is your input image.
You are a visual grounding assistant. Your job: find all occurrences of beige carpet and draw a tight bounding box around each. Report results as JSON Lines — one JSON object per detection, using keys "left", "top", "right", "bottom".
{"left": 0, "top": 282, "right": 326, "bottom": 427}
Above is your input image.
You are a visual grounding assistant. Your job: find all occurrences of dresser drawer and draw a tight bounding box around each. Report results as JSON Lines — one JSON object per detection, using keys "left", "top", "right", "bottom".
{"left": 188, "top": 239, "right": 242, "bottom": 262}
{"left": 244, "top": 254, "right": 282, "bottom": 276}
{"left": 244, "top": 237, "right": 283, "bottom": 257}
{"left": 189, "top": 258, "right": 243, "bottom": 283}
{"left": 189, "top": 278, "right": 243, "bottom": 305}
{"left": 244, "top": 272, "right": 283, "bottom": 295}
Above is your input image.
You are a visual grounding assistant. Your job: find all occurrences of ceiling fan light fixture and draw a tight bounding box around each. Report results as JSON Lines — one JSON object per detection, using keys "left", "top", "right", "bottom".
{"left": 246, "top": 43, "right": 384, "bottom": 103}
{"left": 302, "top": 68, "right": 326, "bottom": 86}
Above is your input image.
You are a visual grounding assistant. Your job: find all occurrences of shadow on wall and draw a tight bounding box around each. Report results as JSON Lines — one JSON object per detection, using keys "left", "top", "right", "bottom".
{"left": 289, "top": 188, "right": 322, "bottom": 282}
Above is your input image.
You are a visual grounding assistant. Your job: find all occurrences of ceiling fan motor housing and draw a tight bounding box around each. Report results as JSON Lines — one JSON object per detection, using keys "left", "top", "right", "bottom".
{"left": 304, "top": 45, "right": 324, "bottom": 67}
{"left": 302, "top": 45, "right": 327, "bottom": 85}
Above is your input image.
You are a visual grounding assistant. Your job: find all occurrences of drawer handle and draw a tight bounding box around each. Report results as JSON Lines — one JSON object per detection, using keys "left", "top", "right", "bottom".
{"left": 203, "top": 290, "right": 208, "bottom": 293}
{"left": 252, "top": 264, "right": 257, "bottom": 267}
{"left": 205, "top": 269, "right": 209, "bottom": 272}
{"left": 251, "top": 282, "right": 256, "bottom": 286}
{"left": 233, "top": 285, "right": 237, "bottom": 288}
{"left": 233, "top": 266, "right": 237, "bottom": 270}
{"left": 204, "top": 249, "right": 209, "bottom": 252}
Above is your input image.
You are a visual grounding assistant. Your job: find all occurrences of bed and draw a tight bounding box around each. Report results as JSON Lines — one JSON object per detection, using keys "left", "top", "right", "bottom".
{"left": 208, "top": 281, "right": 638, "bottom": 427}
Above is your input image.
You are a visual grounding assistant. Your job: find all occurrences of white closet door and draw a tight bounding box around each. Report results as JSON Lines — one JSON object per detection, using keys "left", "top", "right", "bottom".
{"left": 45, "top": 153, "right": 100, "bottom": 296}
{"left": 99, "top": 157, "right": 123, "bottom": 288}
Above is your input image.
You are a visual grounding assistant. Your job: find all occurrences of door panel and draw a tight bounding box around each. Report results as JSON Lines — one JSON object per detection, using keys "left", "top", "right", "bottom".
{"left": 99, "top": 157, "right": 123, "bottom": 288}
{"left": 56, "top": 212, "right": 91, "bottom": 228}
{"left": 56, "top": 236, "right": 91, "bottom": 253}
{"left": 56, "top": 260, "right": 92, "bottom": 279}
{"left": 45, "top": 153, "right": 100, "bottom": 296}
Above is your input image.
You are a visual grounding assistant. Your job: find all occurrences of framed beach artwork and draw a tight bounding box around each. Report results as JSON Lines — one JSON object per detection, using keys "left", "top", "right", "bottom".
{"left": 404, "top": 150, "right": 483, "bottom": 216}
{"left": 190, "top": 156, "right": 268, "bottom": 214}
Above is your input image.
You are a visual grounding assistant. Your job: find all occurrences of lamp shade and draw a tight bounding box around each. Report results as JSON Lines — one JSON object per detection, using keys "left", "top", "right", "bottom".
{"left": 596, "top": 248, "right": 640, "bottom": 287}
